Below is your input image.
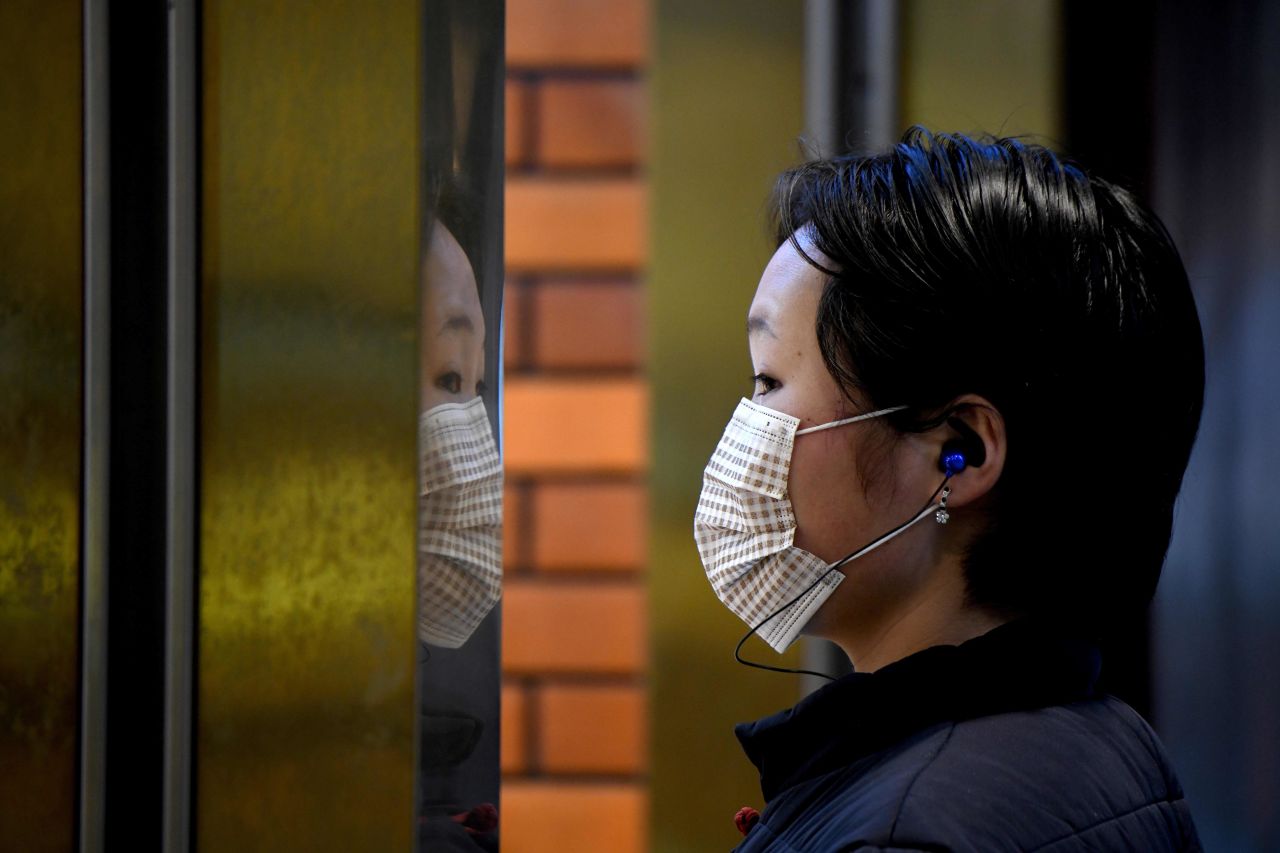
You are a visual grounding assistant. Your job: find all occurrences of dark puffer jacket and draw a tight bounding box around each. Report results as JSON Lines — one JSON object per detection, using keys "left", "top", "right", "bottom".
{"left": 731, "top": 620, "right": 1201, "bottom": 852}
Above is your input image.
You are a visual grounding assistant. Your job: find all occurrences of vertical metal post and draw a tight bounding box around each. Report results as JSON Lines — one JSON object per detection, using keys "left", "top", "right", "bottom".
{"left": 804, "top": 0, "right": 898, "bottom": 156}
{"left": 80, "top": 0, "right": 110, "bottom": 849}
{"left": 164, "top": 0, "right": 198, "bottom": 849}
{"left": 804, "top": 0, "right": 839, "bottom": 154}
{"left": 860, "top": 0, "right": 899, "bottom": 153}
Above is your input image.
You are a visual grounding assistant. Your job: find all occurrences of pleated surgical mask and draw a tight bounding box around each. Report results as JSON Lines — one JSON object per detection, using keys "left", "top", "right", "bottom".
{"left": 693, "top": 397, "right": 909, "bottom": 653}
{"left": 418, "top": 396, "right": 503, "bottom": 649}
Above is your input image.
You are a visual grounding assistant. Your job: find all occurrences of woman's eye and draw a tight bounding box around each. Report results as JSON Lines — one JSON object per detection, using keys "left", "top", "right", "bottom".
{"left": 752, "top": 373, "right": 779, "bottom": 396}
{"left": 475, "top": 379, "right": 488, "bottom": 396}
{"left": 434, "top": 371, "right": 462, "bottom": 394}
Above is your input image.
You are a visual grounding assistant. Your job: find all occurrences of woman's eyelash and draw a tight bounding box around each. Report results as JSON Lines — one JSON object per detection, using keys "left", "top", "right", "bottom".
{"left": 752, "top": 373, "right": 779, "bottom": 393}
{"left": 435, "top": 370, "right": 463, "bottom": 394}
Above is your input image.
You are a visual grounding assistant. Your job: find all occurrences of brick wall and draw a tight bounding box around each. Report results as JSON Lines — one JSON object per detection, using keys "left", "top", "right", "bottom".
{"left": 501, "top": 1, "right": 650, "bottom": 851}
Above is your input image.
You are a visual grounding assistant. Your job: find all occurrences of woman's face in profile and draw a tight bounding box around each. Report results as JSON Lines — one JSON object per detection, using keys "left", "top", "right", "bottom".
{"left": 421, "top": 223, "right": 486, "bottom": 410}
{"left": 746, "top": 235, "right": 943, "bottom": 637}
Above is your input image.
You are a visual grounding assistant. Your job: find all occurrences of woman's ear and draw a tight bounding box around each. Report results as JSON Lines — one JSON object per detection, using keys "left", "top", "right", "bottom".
{"left": 938, "top": 394, "right": 1006, "bottom": 509}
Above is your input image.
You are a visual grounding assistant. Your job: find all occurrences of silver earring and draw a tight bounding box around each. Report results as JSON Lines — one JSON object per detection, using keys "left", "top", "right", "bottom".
{"left": 935, "top": 486, "right": 951, "bottom": 524}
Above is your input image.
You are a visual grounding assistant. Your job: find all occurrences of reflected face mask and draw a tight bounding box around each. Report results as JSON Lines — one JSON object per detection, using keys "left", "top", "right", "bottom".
{"left": 418, "top": 396, "right": 503, "bottom": 649}
{"left": 693, "top": 397, "right": 905, "bottom": 653}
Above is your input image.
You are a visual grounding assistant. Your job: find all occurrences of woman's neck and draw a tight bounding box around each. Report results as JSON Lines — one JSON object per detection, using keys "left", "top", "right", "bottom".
{"left": 832, "top": 563, "right": 1008, "bottom": 673}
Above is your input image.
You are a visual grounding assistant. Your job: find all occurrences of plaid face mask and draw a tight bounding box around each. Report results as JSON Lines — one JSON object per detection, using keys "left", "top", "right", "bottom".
{"left": 418, "top": 396, "right": 503, "bottom": 649}
{"left": 693, "top": 397, "right": 905, "bottom": 653}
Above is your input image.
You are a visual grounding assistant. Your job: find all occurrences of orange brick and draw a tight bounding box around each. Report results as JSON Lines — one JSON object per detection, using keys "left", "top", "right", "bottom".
{"left": 503, "top": 483, "right": 525, "bottom": 571}
{"left": 501, "top": 783, "right": 647, "bottom": 853}
{"left": 502, "top": 582, "right": 646, "bottom": 674}
{"left": 532, "top": 482, "right": 646, "bottom": 572}
{"left": 532, "top": 281, "right": 643, "bottom": 369}
{"left": 502, "top": 683, "right": 528, "bottom": 774}
{"left": 502, "top": 378, "right": 647, "bottom": 474}
{"left": 505, "top": 79, "right": 528, "bottom": 167}
{"left": 507, "top": 0, "right": 648, "bottom": 69}
{"left": 538, "top": 685, "right": 647, "bottom": 774}
{"left": 538, "top": 80, "right": 645, "bottom": 167}
{"left": 503, "top": 280, "right": 526, "bottom": 369}
{"left": 505, "top": 178, "right": 647, "bottom": 271}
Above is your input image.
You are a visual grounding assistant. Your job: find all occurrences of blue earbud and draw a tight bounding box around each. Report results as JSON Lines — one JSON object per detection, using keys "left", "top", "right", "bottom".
{"left": 941, "top": 450, "right": 968, "bottom": 476}
{"left": 938, "top": 417, "right": 986, "bottom": 477}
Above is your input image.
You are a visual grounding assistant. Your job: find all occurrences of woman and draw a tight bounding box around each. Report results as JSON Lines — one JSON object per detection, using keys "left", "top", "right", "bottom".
{"left": 694, "top": 128, "right": 1205, "bottom": 851}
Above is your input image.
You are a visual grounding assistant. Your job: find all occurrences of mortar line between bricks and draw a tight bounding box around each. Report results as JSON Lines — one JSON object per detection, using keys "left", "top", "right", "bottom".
{"left": 508, "top": 674, "right": 648, "bottom": 689}
{"left": 526, "top": 676, "right": 543, "bottom": 777}
{"left": 509, "top": 163, "right": 645, "bottom": 178}
{"left": 504, "top": 772, "right": 650, "bottom": 785}
{"left": 507, "top": 66, "right": 644, "bottom": 82}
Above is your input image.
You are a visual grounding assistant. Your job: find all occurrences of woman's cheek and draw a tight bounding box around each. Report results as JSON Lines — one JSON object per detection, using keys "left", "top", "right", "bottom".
{"left": 789, "top": 435, "right": 865, "bottom": 563}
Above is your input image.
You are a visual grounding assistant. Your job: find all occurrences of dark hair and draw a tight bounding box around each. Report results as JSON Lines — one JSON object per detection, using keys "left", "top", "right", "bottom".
{"left": 426, "top": 173, "right": 481, "bottom": 277}
{"left": 771, "top": 126, "right": 1205, "bottom": 630}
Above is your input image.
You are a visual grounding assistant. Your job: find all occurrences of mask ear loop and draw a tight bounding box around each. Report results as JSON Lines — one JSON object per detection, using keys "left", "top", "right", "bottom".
{"left": 795, "top": 404, "right": 910, "bottom": 435}
{"left": 733, "top": 473, "right": 956, "bottom": 681}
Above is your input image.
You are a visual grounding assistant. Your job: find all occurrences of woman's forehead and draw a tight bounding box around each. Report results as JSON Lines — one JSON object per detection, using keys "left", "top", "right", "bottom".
{"left": 749, "top": 240, "right": 827, "bottom": 340}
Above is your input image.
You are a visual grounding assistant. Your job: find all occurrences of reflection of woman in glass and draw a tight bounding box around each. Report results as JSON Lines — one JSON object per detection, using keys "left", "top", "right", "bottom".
{"left": 697, "top": 128, "right": 1204, "bottom": 850}
{"left": 417, "top": 218, "right": 502, "bottom": 651}
{"left": 421, "top": 222, "right": 486, "bottom": 409}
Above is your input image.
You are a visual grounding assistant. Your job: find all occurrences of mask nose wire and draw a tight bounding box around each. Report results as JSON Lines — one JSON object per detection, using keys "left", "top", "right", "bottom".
{"left": 733, "top": 472, "right": 956, "bottom": 680}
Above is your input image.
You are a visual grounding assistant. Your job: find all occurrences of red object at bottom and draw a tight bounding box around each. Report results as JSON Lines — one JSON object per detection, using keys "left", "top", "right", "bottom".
{"left": 735, "top": 806, "right": 761, "bottom": 836}
{"left": 452, "top": 802, "right": 499, "bottom": 834}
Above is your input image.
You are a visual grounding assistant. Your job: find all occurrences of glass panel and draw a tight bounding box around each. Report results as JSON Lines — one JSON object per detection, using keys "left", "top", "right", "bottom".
{"left": 198, "top": 1, "right": 421, "bottom": 847}
{"left": 0, "top": 0, "right": 82, "bottom": 848}
{"left": 414, "top": 0, "right": 504, "bottom": 849}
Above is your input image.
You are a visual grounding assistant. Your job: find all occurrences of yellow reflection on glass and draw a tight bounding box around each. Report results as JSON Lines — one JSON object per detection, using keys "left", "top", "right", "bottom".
{"left": 0, "top": 1, "right": 82, "bottom": 849}
{"left": 199, "top": 1, "right": 419, "bottom": 848}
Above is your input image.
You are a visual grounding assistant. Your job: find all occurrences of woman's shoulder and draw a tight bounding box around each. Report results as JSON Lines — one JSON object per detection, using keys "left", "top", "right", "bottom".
{"left": 876, "top": 697, "right": 1199, "bottom": 851}
{"left": 738, "top": 696, "right": 1201, "bottom": 853}
{"left": 892, "top": 696, "right": 1195, "bottom": 844}
{"left": 931, "top": 694, "right": 1184, "bottom": 794}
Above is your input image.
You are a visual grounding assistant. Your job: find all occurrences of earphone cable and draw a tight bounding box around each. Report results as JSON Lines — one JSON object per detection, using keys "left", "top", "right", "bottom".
{"left": 733, "top": 473, "right": 954, "bottom": 680}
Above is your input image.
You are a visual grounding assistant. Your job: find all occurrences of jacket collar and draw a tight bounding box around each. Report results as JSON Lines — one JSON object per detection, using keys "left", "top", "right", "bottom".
{"left": 734, "top": 619, "right": 1102, "bottom": 802}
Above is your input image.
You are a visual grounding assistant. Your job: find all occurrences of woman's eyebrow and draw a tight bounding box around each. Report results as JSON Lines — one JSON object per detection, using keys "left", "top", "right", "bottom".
{"left": 439, "top": 313, "right": 476, "bottom": 334}
{"left": 747, "top": 315, "right": 775, "bottom": 337}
